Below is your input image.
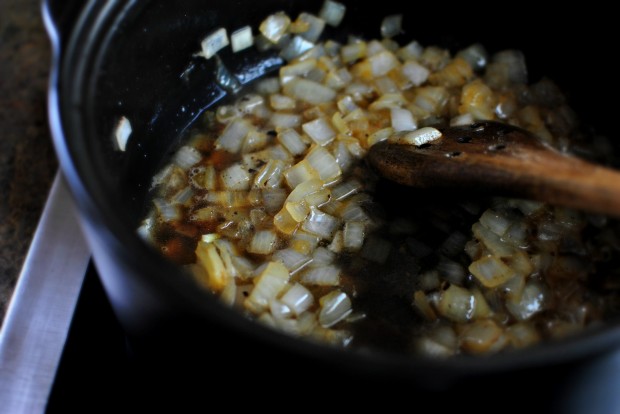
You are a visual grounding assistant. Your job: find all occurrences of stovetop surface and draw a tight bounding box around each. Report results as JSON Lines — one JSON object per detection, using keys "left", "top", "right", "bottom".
{"left": 47, "top": 264, "right": 131, "bottom": 412}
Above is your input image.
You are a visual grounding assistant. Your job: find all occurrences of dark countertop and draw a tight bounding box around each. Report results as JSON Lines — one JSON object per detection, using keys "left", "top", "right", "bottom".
{"left": 0, "top": 0, "right": 58, "bottom": 324}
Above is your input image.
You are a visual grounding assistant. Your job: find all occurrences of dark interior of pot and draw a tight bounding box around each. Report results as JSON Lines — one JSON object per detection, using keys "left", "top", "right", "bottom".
{"left": 53, "top": 0, "right": 620, "bottom": 387}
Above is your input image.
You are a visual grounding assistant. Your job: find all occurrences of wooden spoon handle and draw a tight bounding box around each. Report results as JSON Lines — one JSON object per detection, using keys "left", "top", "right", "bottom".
{"left": 368, "top": 122, "right": 620, "bottom": 217}
{"left": 458, "top": 146, "right": 620, "bottom": 217}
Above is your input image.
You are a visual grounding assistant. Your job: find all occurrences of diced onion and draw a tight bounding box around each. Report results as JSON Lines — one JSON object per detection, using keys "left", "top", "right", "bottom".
{"left": 368, "top": 93, "right": 407, "bottom": 111}
{"left": 136, "top": 216, "right": 155, "bottom": 244}
{"left": 460, "top": 319, "right": 504, "bottom": 354}
{"left": 216, "top": 119, "right": 251, "bottom": 153}
{"left": 302, "top": 207, "right": 340, "bottom": 239}
{"left": 437, "top": 258, "right": 466, "bottom": 285}
{"left": 479, "top": 209, "right": 512, "bottom": 236}
{"left": 450, "top": 113, "right": 474, "bottom": 126}
{"left": 301, "top": 265, "right": 341, "bottom": 286}
{"left": 280, "top": 36, "right": 315, "bottom": 61}
{"left": 366, "top": 40, "right": 387, "bottom": 56}
{"left": 114, "top": 116, "right": 132, "bottom": 151}
{"left": 220, "top": 163, "right": 252, "bottom": 190}
{"left": 259, "top": 12, "right": 291, "bottom": 43}
{"left": 507, "top": 323, "right": 540, "bottom": 348}
{"left": 469, "top": 255, "right": 516, "bottom": 288}
{"left": 456, "top": 43, "right": 488, "bottom": 71}
{"left": 270, "top": 299, "right": 293, "bottom": 320}
{"left": 380, "top": 14, "right": 403, "bottom": 39}
{"left": 472, "top": 222, "right": 515, "bottom": 258}
{"left": 262, "top": 189, "right": 287, "bottom": 213}
{"left": 290, "top": 231, "right": 320, "bottom": 254}
{"left": 311, "top": 247, "right": 335, "bottom": 267}
{"left": 284, "top": 160, "right": 319, "bottom": 188}
{"left": 389, "top": 127, "right": 442, "bottom": 146}
{"left": 486, "top": 50, "right": 528, "bottom": 86}
{"left": 200, "top": 28, "right": 229, "bottom": 59}
{"left": 245, "top": 261, "right": 290, "bottom": 313}
{"left": 506, "top": 282, "right": 546, "bottom": 320}
{"left": 341, "top": 41, "right": 367, "bottom": 63}
{"left": 273, "top": 248, "right": 312, "bottom": 273}
{"left": 337, "top": 95, "right": 359, "bottom": 114}
{"left": 401, "top": 61, "right": 430, "bottom": 87}
{"left": 417, "top": 337, "right": 453, "bottom": 357}
{"left": 302, "top": 117, "right": 336, "bottom": 146}
{"left": 305, "top": 146, "right": 341, "bottom": 181}
{"left": 269, "top": 112, "right": 302, "bottom": 129}
{"left": 343, "top": 221, "right": 365, "bottom": 251}
{"left": 281, "top": 283, "right": 314, "bottom": 315}
{"left": 283, "top": 77, "right": 336, "bottom": 104}
{"left": 319, "top": 0, "right": 346, "bottom": 27}
{"left": 368, "top": 51, "right": 399, "bottom": 77}
{"left": 173, "top": 146, "right": 202, "bottom": 169}
{"left": 153, "top": 198, "right": 180, "bottom": 222}
{"left": 280, "top": 59, "right": 317, "bottom": 81}
{"left": 390, "top": 107, "right": 417, "bottom": 132}
{"left": 294, "top": 13, "right": 325, "bottom": 42}
{"left": 143, "top": 9, "right": 606, "bottom": 355}
{"left": 253, "top": 160, "right": 286, "bottom": 189}
{"left": 231, "top": 26, "right": 253, "bottom": 52}
{"left": 398, "top": 40, "right": 423, "bottom": 61}
{"left": 331, "top": 180, "right": 361, "bottom": 201}
{"left": 255, "top": 77, "right": 281, "bottom": 95}
{"left": 319, "top": 290, "right": 352, "bottom": 327}
{"left": 270, "top": 94, "right": 297, "bottom": 111}
{"left": 437, "top": 285, "right": 476, "bottom": 323}
{"left": 248, "top": 230, "right": 278, "bottom": 254}
{"left": 195, "top": 240, "right": 230, "bottom": 291}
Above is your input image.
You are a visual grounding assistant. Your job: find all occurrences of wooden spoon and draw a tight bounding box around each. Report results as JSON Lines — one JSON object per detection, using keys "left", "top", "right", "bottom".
{"left": 367, "top": 121, "right": 620, "bottom": 217}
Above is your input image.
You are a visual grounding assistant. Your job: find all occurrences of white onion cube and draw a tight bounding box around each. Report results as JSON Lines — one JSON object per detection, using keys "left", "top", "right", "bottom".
{"left": 269, "top": 112, "right": 302, "bottom": 129}
{"left": 283, "top": 78, "right": 336, "bottom": 105}
{"left": 369, "top": 51, "right": 399, "bottom": 77}
{"left": 273, "top": 248, "right": 311, "bottom": 273}
{"left": 248, "top": 230, "right": 278, "bottom": 255}
{"left": 381, "top": 14, "right": 403, "bottom": 39}
{"left": 302, "top": 117, "right": 336, "bottom": 146}
{"left": 216, "top": 119, "right": 251, "bottom": 153}
{"left": 319, "top": 290, "right": 352, "bottom": 327}
{"left": 201, "top": 28, "right": 229, "bottom": 59}
{"left": 296, "top": 13, "right": 326, "bottom": 42}
{"left": 173, "top": 146, "right": 201, "bottom": 169}
{"left": 277, "top": 129, "right": 307, "bottom": 155}
{"left": 301, "top": 265, "right": 341, "bottom": 286}
{"left": 319, "top": 0, "right": 346, "bottom": 27}
{"left": 390, "top": 107, "right": 417, "bottom": 132}
{"left": 390, "top": 127, "right": 442, "bottom": 146}
{"left": 281, "top": 283, "right": 314, "bottom": 315}
{"left": 402, "top": 61, "right": 430, "bottom": 87}
{"left": 259, "top": 12, "right": 291, "bottom": 43}
{"left": 245, "top": 261, "right": 290, "bottom": 313}
{"left": 231, "top": 26, "right": 253, "bottom": 52}
{"left": 114, "top": 116, "right": 132, "bottom": 151}
{"left": 220, "top": 163, "right": 252, "bottom": 190}
{"left": 305, "top": 146, "right": 341, "bottom": 181}
{"left": 302, "top": 207, "right": 340, "bottom": 239}
{"left": 285, "top": 160, "right": 319, "bottom": 188}
{"left": 344, "top": 221, "right": 365, "bottom": 251}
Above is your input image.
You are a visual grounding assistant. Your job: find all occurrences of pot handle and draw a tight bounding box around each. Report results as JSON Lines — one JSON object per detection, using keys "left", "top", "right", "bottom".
{"left": 41, "top": 0, "right": 84, "bottom": 51}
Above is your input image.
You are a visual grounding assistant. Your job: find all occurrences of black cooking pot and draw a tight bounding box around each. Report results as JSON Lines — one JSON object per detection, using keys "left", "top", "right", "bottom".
{"left": 43, "top": 0, "right": 620, "bottom": 406}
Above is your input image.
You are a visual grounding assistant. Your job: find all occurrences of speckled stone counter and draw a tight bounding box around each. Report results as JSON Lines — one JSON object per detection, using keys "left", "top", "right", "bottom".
{"left": 0, "top": 0, "right": 58, "bottom": 324}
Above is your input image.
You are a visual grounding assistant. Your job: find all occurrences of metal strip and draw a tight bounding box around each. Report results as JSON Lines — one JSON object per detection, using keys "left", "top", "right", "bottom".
{"left": 0, "top": 172, "right": 91, "bottom": 413}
